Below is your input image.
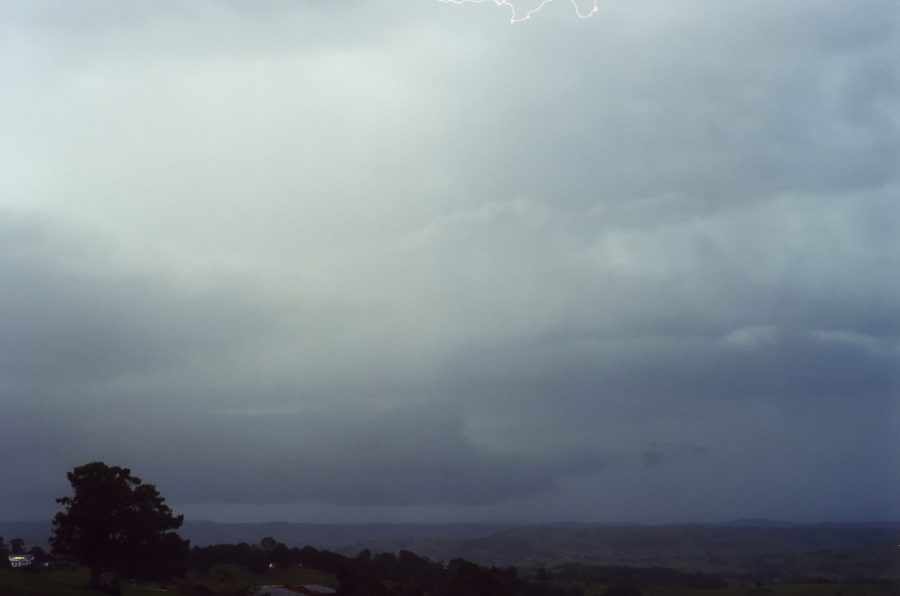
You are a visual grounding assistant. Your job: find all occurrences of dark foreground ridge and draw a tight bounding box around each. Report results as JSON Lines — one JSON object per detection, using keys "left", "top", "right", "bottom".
{"left": 4, "top": 537, "right": 900, "bottom": 595}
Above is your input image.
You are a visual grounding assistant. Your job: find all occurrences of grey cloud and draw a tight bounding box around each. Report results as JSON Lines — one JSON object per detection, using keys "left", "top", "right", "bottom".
{"left": 176, "top": 406, "right": 607, "bottom": 506}
{"left": 438, "top": 1, "right": 900, "bottom": 206}
{"left": 0, "top": 213, "right": 272, "bottom": 390}
{"left": 3, "top": 399, "right": 608, "bottom": 512}
{"left": 434, "top": 329, "right": 897, "bottom": 446}
{"left": 2, "top": 0, "right": 899, "bottom": 523}
{"left": 411, "top": 188, "right": 900, "bottom": 348}
{"left": 641, "top": 443, "right": 708, "bottom": 468}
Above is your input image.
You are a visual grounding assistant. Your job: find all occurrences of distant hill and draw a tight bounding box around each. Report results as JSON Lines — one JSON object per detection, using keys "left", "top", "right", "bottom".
{"left": 178, "top": 520, "right": 513, "bottom": 550}
{"left": 4, "top": 518, "right": 899, "bottom": 577}
{"left": 174, "top": 521, "right": 900, "bottom": 574}
{"left": 678, "top": 519, "right": 900, "bottom": 530}
{"left": 441, "top": 525, "right": 900, "bottom": 567}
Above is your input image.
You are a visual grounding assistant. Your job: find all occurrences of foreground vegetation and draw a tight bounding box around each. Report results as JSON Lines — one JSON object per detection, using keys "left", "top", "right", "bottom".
{"left": 0, "top": 566, "right": 185, "bottom": 596}
{"left": 3, "top": 566, "right": 899, "bottom": 596}
{"left": 6, "top": 462, "right": 897, "bottom": 594}
{"left": 3, "top": 544, "right": 899, "bottom": 596}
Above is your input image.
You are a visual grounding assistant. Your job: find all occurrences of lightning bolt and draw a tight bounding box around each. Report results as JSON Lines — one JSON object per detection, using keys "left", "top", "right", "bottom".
{"left": 438, "top": 0, "right": 599, "bottom": 23}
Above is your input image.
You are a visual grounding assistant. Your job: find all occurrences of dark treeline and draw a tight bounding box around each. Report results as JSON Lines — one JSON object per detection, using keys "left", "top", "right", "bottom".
{"left": 545, "top": 563, "right": 727, "bottom": 589}
{"left": 190, "top": 539, "right": 581, "bottom": 595}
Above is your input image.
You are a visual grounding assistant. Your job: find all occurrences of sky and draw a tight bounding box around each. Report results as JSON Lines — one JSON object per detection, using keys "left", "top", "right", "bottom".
{"left": 1, "top": 0, "right": 899, "bottom": 524}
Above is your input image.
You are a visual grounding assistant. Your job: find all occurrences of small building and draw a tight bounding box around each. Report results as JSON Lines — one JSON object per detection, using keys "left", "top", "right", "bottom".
{"left": 8, "top": 554, "right": 34, "bottom": 568}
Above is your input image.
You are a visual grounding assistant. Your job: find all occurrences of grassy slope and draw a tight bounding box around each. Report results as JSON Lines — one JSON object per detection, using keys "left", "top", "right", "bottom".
{"left": 0, "top": 564, "right": 337, "bottom": 595}
{"left": 5, "top": 567, "right": 897, "bottom": 596}
{"left": 0, "top": 567, "right": 173, "bottom": 595}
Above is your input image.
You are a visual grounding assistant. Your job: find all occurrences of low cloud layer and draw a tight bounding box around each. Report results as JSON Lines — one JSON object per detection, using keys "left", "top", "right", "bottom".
{"left": 1, "top": 0, "right": 899, "bottom": 523}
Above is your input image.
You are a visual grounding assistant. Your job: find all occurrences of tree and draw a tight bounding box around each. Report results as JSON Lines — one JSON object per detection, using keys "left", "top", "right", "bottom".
{"left": 50, "top": 461, "right": 188, "bottom": 588}
{"left": 260, "top": 536, "right": 278, "bottom": 551}
{"left": 9, "top": 537, "right": 25, "bottom": 554}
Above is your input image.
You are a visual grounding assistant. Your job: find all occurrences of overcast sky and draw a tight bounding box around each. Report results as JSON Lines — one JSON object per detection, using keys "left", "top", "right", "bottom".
{"left": 2, "top": 0, "right": 899, "bottom": 524}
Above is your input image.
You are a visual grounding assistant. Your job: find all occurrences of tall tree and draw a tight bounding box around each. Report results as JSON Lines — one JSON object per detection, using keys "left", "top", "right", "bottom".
{"left": 50, "top": 462, "right": 188, "bottom": 587}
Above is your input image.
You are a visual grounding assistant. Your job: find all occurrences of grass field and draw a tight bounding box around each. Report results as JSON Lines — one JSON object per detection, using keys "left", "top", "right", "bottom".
{"left": 589, "top": 584, "right": 900, "bottom": 596}
{"left": 3, "top": 565, "right": 897, "bottom": 595}
{"left": 0, "top": 564, "right": 338, "bottom": 595}
{"left": 0, "top": 566, "right": 174, "bottom": 595}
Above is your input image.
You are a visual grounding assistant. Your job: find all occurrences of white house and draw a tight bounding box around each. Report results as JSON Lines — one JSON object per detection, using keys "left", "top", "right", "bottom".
{"left": 8, "top": 553, "right": 34, "bottom": 568}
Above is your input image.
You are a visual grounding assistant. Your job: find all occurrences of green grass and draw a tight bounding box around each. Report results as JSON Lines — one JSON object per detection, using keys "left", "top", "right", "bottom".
{"left": 0, "top": 567, "right": 172, "bottom": 595}
{"left": 0, "top": 567, "right": 93, "bottom": 595}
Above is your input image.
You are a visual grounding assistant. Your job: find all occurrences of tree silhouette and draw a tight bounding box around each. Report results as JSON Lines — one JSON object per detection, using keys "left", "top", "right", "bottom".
{"left": 50, "top": 462, "right": 188, "bottom": 588}
{"left": 9, "top": 537, "right": 25, "bottom": 554}
{"left": 260, "top": 536, "right": 278, "bottom": 551}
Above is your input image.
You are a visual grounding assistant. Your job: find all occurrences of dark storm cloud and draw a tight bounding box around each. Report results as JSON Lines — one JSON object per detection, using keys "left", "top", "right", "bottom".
{"left": 3, "top": 397, "right": 608, "bottom": 512}
{"left": 163, "top": 406, "right": 607, "bottom": 506}
{"left": 444, "top": 327, "right": 898, "bottom": 406}
{"left": 1, "top": 0, "right": 899, "bottom": 522}
{"left": 641, "top": 443, "right": 707, "bottom": 468}
{"left": 0, "top": 214, "right": 610, "bottom": 511}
